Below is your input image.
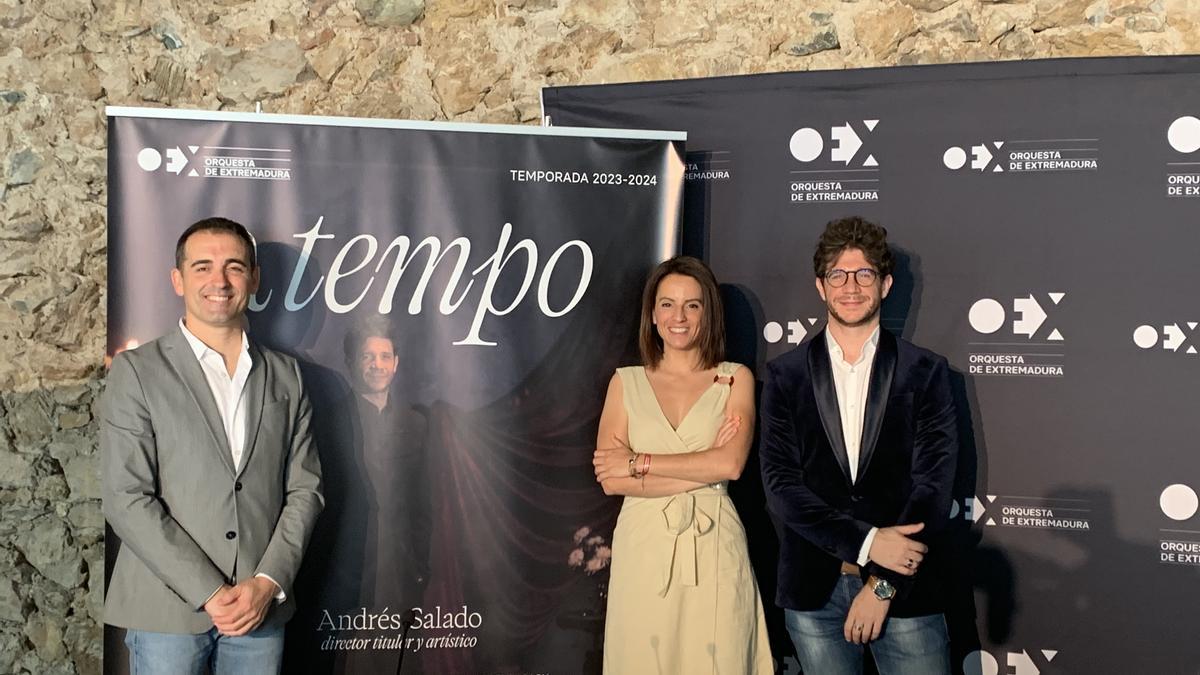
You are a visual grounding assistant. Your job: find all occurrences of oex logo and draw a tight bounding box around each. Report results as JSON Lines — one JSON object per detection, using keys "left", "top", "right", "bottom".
{"left": 1132, "top": 321, "right": 1199, "bottom": 355}
{"left": 968, "top": 293, "right": 1065, "bottom": 341}
{"left": 949, "top": 495, "right": 991, "bottom": 525}
{"left": 944, "top": 141, "right": 1005, "bottom": 173}
{"left": 788, "top": 120, "right": 879, "bottom": 167}
{"left": 136, "top": 145, "right": 200, "bottom": 176}
{"left": 1167, "top": 116, "right": 1200, "bottom": 154}
{"left": 763, "top": 317, "right": 822, "bottom": 345}
{"left": 1160, "top": 483, "right": 1199, "bottom": 521}
{"left": 964, "top": 649, "right": 1058, "bottom": 675}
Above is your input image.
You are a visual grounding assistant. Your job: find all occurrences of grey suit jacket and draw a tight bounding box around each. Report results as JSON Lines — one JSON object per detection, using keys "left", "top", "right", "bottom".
{"left": 101, "top": 326, "right": 324, "bottom": 634}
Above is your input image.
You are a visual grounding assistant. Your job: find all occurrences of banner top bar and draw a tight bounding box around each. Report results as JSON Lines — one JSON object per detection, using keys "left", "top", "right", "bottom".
{"left": 105, "top": 106, "right": 686, "bottom": 142}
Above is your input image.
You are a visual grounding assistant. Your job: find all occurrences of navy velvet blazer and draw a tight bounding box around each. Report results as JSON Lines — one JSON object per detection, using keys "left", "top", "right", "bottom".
{"left": 759, "top": 328, "right": 958, "bottom": 618}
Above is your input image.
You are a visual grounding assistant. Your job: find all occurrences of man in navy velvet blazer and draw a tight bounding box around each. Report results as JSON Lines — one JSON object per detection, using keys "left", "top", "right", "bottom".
{"left": 759, "top": 217, "right": 958, "bottom": 674}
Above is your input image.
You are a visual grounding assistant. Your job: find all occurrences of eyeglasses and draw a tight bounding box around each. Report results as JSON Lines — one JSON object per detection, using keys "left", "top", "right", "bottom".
{"left": 824, "top": 268, "right": 878, "bottom": 287}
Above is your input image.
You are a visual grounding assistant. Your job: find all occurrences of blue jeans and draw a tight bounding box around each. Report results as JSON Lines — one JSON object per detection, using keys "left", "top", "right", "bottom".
{"left": 784, "top": 574, "right": 950, "bottom": 675}
{"left": 124, "top": 624, "right": 284, "bottom": 675}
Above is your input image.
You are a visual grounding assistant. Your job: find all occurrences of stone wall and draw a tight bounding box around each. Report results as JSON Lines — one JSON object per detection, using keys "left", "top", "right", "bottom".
{"left": 1, "top": 0, "right": 1195, "bottom": 672}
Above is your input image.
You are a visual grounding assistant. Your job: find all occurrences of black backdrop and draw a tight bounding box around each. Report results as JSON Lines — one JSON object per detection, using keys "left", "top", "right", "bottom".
{"left": 545, "top": 56, "right": 1200, "bottom": 674}
{"left": 105, "top": 109, "right": 685, "bottom": 674}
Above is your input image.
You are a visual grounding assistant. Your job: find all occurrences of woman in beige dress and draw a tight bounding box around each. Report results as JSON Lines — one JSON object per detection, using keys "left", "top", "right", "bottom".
{"left": 594, "top": 256, "right": 774, "bottom": 674}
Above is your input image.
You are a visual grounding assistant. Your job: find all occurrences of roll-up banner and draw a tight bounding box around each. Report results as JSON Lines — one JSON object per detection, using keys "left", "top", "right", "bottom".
{"left": 105, "top": 107, "right": 685, "bottom": 674}
{"left": 544, "top": 56, "right": 1200, "bottom": 674}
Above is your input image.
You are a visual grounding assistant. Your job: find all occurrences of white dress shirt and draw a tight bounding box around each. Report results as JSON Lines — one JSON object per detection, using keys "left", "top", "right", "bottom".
{"left": 179, "top": 319, "right": 252, "bottom": 470}
{"left": 179, "top": 320, "right": 284, "bottom": 603}
{"left": 825, "top": 327, "right": 881, "bottom": 566}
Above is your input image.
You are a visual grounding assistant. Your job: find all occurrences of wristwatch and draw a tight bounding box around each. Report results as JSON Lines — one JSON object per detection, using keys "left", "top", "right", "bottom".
{"left": 867, "top": 575, "right": 896, "bottom": 601}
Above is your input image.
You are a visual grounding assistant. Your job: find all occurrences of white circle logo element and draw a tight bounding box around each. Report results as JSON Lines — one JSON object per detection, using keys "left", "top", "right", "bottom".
{"left": 968, "top": 299, "right": 1005, "bottom": 334}
{"left": 963, "top": 650, "right": 999, "bottom": 675}
{"left": 1167, "top": 116, "right": 1200, "bottom": 154}
{"left": 136, "top": 148, "right": 162, "bottom": 172}
{"left": 789, "top": 128, "right": 823, "bottom": 162}
{"left": 763, "top": 322, "right": 783, "bottom": 344}
{"left": 1160, "top": 484, "right": 1199, "bottom": 521}
{"left": 943, "top": 146, "right": 967, "bottom": 170}
{"left": 1132, "top": 325, "right": 1158, "bottom": 349}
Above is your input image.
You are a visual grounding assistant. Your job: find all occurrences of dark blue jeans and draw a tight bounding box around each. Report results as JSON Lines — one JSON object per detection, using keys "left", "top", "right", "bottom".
{"left": 784, "top": 574, "right": 950, "bottom": 675}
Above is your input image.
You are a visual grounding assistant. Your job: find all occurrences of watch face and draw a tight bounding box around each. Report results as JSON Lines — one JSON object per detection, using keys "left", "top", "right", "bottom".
{"left": 873, "top": 579, "right": 896, "bottom": 600}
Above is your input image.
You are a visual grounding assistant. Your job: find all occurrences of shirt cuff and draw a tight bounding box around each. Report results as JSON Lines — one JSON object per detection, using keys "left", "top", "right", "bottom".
{"left": 856, "top": 527, "right": 879, "bottom": 567}
{"left": 256, "top": 573, "right": 286, "bottom": 602}
{"left": 202, "top": 585, "right": 224, "bottom": 608}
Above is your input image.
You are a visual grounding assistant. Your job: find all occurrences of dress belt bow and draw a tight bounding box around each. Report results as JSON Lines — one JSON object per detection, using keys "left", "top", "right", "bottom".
{"left": 657, "top": 493, "right": 716, "bottom": 597}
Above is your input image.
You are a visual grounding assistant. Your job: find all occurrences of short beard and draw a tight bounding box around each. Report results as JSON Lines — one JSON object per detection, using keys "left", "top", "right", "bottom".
{"left": 827, "top": 298, "right": 880, "bottom": 329}
{"left": 356, "top": 375, "right": 393, "bottom": 396}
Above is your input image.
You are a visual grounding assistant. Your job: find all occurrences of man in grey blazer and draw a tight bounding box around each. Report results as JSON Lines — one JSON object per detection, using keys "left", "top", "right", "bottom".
{"left": 102, "top": 217, "right": 323, "bottom": 673}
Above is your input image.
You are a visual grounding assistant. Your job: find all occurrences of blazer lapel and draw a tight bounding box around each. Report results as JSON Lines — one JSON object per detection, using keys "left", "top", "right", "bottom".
{"left": 163, "top": 327, "right": 237, "bottom": 477}
{"left": 236, "top": 341, "right": 267, "bottom": 479}
{"left": 808, "top": 331, "right": 852, "bottom": 483}
{"left": 857, "top": 328, "right": 897, "bottom": 479}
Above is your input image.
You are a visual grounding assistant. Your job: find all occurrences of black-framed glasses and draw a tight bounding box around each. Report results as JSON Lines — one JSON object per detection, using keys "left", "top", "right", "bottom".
{"left": 824, "top": 268, "right": 878, "bottom": 287}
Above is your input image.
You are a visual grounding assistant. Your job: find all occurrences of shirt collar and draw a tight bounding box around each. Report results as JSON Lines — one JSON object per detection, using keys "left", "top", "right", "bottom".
{"left": 358, "top": 393, "right": 391, "bottom": 414}
{"left": 179, "top": 318, "right": 250, "bottom": 361}
{"left": 825, "top": 325, "right": 881, "bottom": 363}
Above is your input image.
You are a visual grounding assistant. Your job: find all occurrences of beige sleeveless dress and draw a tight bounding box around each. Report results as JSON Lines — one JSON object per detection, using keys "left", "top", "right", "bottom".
{"left": 603, "top": 362, "right": 773, "bottom": 674}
